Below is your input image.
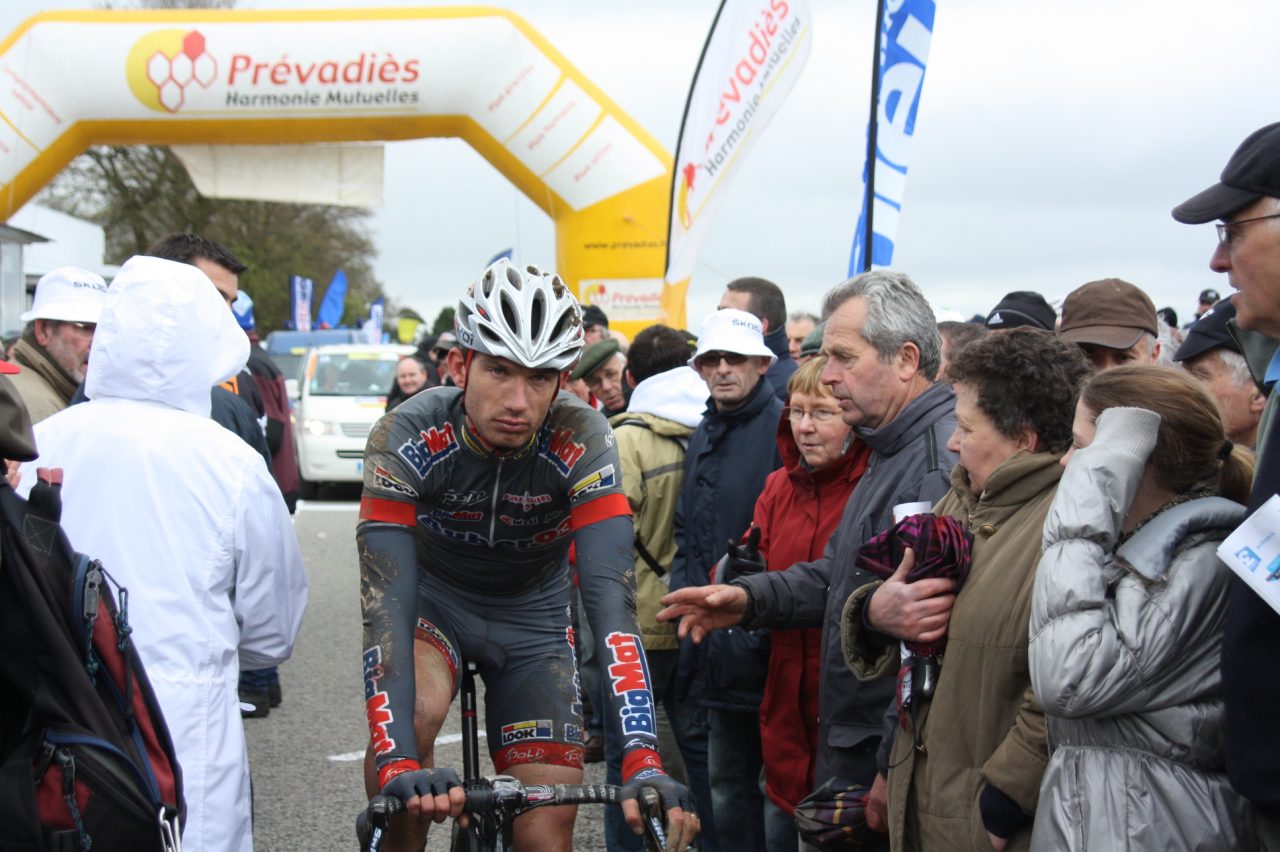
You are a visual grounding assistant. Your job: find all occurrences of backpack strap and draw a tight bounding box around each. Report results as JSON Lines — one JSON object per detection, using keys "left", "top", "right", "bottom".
{"left": 614, "top": 418, "right": 684, "bottom": 577}
{"left": 633, "top": 536, "right": 666, "bottom": 579}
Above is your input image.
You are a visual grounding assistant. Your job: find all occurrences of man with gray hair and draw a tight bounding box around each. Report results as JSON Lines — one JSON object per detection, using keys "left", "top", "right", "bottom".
{"left": 1174, "top": 295, "right": 1265, "bottom": 449}
{"left": 660, "top": 270, "right": 958, "bottom": 844}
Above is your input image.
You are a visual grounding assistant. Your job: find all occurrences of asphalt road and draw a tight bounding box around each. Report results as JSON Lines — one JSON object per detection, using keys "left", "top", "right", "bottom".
{"left": 244, "top": 490, "right": 610, "bottom": 851}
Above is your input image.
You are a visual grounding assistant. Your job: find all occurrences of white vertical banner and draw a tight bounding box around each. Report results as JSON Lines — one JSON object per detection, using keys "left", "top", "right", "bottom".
{"left": 664, "top": 0, "right": 813, "bottom": 285}
{"left": 364, "top": 297, "right": 385, "bottom": 344}
{"left": 290, "top": 274, "right": 313, "bottom": 332}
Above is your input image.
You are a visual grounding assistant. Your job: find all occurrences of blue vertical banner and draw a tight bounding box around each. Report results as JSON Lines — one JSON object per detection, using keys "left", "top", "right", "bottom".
{"left": 849, "top": 0, "right": 936, "bottom": 275}
{"left": 289, "top": 274, "right": 314, "bottom": 331}
{"left": 315, "top": 269, "right": 348, "bottom": 329}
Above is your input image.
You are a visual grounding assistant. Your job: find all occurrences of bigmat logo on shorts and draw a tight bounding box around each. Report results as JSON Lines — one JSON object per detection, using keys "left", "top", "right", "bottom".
{"left": 500, "top": 719, "right": 553, "bottom": 746}
{"left": 605, "top": 632, "right": 656, "bottom": 739}
{"left": 363, "top": 645, "right": 396, "bottom": 756}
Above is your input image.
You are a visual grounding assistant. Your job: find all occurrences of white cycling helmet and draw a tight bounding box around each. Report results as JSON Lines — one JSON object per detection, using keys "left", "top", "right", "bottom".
{"left": 455, "top": 259, "right": 585, "bottom": 371}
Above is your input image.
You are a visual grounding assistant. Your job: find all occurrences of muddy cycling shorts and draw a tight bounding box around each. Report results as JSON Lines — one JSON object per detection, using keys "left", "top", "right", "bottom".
{"left": 415, "top": 565, "right": 586, "bottom": 773}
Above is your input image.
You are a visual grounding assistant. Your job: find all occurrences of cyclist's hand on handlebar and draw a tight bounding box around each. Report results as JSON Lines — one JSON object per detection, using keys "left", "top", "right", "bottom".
{"left": 620, "top": 770, "right": 700, "bottom": 852}
{"left": 380, "top": 766, "right": 466, "bottom": 824}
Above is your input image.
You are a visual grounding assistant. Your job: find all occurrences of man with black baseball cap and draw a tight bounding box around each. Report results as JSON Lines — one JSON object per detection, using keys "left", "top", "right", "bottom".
{"left": 1185, "top": 287, "right": 1222, "bottom": 328}
{"left": 1173, "top": 296, "right": 1265, "bottom": 448}
{"left": 1174, "top": 121, "right": 1280, "bottom": 847}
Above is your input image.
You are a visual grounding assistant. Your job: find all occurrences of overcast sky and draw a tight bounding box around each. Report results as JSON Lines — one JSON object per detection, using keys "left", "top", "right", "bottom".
{"left": 3, "top": 0, "right": 1277, "bottom": 329}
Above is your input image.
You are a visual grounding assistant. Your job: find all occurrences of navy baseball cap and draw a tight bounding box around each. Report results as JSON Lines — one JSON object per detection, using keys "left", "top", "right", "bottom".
{"left": 1173, "top": 123, "right": 1280, "bottom": 224}
{"left": 1173, "top": 296, "right": 1242, "bottom": 362}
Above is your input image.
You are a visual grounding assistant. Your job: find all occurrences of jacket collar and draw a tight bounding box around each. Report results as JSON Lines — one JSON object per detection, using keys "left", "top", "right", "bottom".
{"left": 947, "top": 450, "right": 1064, "bottom": 517}
{"left": 702, "top": 372, "right": 776, "bottom": 424}
{"left": 855, "top": 381, "right": 955, "bottom": 456}
{"left": 763, "top": 325, "right": 792, "bottom": 363}
{"left": 1227, "top": 319, "right": 1280, "bottom": 391}
{"left": 1117, "top": 496, "right": 1246, "bottom": 581}
{"left": 12, "top": 336, "right": 78, "bottom": 401}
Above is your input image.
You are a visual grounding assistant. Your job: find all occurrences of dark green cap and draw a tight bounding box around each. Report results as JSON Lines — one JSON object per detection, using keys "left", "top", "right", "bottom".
{"left": 569, "top": 338, "right": 621, "bottom": 381}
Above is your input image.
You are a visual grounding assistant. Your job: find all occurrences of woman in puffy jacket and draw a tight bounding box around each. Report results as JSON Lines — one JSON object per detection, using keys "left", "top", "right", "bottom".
{"left": 1029, "top": 365, "right": 1258, "bottom": 850}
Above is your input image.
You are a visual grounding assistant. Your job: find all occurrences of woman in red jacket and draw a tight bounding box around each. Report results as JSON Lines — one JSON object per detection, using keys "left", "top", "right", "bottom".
{"left": 750, "top": 356, "right": 871, "bottom": 850}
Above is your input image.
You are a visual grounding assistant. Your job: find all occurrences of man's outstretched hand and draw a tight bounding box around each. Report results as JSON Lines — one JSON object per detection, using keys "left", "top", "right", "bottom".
{"left": 656, "top": 584, "right": 748, "bottom": 643}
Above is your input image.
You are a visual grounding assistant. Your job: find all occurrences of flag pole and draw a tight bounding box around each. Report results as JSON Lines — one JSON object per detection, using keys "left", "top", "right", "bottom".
{"left": 664, "top": 0, "right": 729, "bottom": 280}
{"left": 862, "top": 0, "right": 887, "bottom": 273}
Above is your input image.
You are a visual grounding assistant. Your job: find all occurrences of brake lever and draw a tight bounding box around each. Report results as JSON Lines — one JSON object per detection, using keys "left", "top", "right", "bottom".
{"left": 638, "top": 786, "right": 669, "bottom": 851}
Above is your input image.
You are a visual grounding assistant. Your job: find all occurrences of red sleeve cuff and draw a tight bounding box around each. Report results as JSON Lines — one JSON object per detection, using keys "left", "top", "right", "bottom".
{"left": 377, "top": 758, "right": 421, "bottom": 789}
{"left": 621, "top": 747, "right": 663, "bottom": 782}
{"left": 360, "top": 497, "right": 417, "bottom": 527}
{"left": 571, "top": 492, "right": 631, "bottom": 529}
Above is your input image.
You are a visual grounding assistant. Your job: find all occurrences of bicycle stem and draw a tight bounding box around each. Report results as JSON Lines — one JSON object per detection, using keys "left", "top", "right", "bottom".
{"left": 460, "top": 660, "right": 480, "bottom": 783}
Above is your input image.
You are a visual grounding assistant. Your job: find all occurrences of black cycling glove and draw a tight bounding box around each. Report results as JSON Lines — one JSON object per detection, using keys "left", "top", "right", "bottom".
{"left": 381, "top": 766, "right": 463, "bottom": 802}
{"left": 620, "top": 768, "right": 695, "bottom": 814}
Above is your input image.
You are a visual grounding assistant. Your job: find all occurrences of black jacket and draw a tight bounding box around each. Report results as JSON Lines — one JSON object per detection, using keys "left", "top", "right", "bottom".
{"left": 763, "top": 325, "right": 797, "bottom": 402}
{"left": 671, "top": 377, "right": 783, "bottom": 712}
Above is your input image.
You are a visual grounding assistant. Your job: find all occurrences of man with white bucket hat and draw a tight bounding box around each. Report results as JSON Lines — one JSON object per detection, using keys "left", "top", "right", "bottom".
{"left": 9, "top": 266, "right": 107, "bottom": 422}
{"left": 669, "top": 307, "right": 783, "bottom": 850}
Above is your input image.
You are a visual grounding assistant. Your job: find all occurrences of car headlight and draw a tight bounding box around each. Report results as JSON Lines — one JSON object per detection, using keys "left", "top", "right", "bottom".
{"left": 302, "top": 418, "right": 333, "bottom": 436}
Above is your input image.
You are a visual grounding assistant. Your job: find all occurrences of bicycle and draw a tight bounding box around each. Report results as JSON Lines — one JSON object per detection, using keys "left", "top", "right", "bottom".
{"left": 358, "top": 661, "right": 671, "bottom": 851}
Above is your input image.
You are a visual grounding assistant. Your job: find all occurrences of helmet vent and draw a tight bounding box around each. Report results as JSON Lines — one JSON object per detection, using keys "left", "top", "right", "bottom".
{"left": 530, "top": 290, "right": 546, "bottom": 338}
{"left": 506, "top": 265, "right": 524, "bottom": 290}
{"left": 499, "top": 290, "right": 520, "bottom": 334}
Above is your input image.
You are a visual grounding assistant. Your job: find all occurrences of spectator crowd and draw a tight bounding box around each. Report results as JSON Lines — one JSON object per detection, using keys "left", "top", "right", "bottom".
{"left": 2, "top": 122, "right": 1279, "bottom": 852}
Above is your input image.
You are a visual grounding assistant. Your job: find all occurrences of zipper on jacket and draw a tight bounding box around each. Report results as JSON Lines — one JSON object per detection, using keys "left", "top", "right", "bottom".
{"left": 488, "top": 459, "right": 503, "bottom": 544}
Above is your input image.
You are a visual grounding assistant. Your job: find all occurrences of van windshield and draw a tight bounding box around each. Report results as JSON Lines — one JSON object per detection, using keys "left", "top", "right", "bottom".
{"left": 307, "top": 352, "right": 399, "bottom": 397}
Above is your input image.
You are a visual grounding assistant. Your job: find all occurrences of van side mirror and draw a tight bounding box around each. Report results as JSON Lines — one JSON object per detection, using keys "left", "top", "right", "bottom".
{"left": 285, "top": 378, "right": 299, "bottom": 401}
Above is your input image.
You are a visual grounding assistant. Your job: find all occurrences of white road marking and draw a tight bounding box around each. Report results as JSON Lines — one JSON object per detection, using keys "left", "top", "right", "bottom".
{"left": 327, "top": 730, "right": 485, "bottom": 762}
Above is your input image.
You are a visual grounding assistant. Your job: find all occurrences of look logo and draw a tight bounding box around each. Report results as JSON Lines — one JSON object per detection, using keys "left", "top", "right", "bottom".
{"left": 126, "top": 29, "right": 217, "bottom": 113}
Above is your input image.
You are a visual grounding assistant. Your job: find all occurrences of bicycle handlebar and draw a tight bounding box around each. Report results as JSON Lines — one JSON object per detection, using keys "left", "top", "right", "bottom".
{"left": 361, "top": 781, "right": 667, "bottom": 851}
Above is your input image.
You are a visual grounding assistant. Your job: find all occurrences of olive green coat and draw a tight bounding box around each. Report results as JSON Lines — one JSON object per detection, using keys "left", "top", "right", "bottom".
{"left": 843, "top": 452, "right": 1060, "bottom": 851}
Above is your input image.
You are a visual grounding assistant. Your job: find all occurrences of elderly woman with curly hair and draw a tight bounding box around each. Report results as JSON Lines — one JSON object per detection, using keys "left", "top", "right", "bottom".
{"left": 1029, "top": 365, "right": 1258, "bottom": 850}
{"left": 843, "top": 328, "right": 1092, "bottom": 851}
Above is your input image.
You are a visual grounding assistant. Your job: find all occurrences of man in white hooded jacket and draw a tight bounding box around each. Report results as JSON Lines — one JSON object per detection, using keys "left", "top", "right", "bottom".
{"left": 18, "top": 255, "right": 309, "bottom": 852}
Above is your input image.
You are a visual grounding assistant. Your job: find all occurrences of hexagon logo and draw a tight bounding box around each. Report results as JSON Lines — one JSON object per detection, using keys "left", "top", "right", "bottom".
{"left": 127, "top": 29, "right": 217, "bottom": 113}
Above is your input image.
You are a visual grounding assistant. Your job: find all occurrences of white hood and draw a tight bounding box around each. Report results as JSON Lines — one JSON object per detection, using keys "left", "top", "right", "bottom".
{"left": 626, "top": 365, "right": 707, "bottom": 428}
{"left": 86, "top": 255, "right": 248, "bottom": 417}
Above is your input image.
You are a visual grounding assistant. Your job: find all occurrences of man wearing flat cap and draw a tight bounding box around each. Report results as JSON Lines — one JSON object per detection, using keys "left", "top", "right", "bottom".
{"left": 9, "top": 266, "right": 107, "bottom": 423}
{"left": 1174, "top": 296, "right": 1265, "bottom": 449}
{"left": 1056, "top": 277, "right": 1162, "bottom": 371}
{"left": 1173, "top": 120, "right": 1280, "bottom": 848}
{"left": 569, "top": 338, "right": 628, "bottom": 415}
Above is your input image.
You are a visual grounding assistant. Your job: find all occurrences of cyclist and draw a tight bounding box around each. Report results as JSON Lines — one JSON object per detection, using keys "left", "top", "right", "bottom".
{"left": 358, "top": 259, "right": 699, "bottom": 852}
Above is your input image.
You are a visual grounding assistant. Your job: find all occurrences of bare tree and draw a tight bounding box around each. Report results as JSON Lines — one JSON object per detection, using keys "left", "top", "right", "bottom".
{"left": 40, "top": 145, "right": 384, "bottom": 333}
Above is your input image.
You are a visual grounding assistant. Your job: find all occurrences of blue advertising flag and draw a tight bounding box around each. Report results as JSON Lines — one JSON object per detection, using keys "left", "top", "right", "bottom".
{"left": 486, "top": 248, "right": 513, "bottom": 266}
{"left": 849, "top": 0, "right": 936, "bottom": 275}
{"left": 315, "top": 269, "right": 348, "bottom": 329}
{"left": 289, "top": 275, "right": 314, "bottom": 332}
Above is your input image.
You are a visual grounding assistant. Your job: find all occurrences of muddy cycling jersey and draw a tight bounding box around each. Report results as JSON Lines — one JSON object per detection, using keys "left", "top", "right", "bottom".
{"left": 357, "top": 387, "right": 666, "bottom": 788}
{"left": 361, "top": 386, "right": 629, "bottom": 594}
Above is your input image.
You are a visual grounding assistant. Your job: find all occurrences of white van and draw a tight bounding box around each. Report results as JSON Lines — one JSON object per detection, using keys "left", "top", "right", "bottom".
{"left": 294, "top": 343, "right": 413, "bottom": 497}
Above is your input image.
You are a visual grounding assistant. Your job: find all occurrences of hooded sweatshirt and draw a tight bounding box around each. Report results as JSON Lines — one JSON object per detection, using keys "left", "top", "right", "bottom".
{"left": 20, "top": 256, "right": 309, "bottom": 852}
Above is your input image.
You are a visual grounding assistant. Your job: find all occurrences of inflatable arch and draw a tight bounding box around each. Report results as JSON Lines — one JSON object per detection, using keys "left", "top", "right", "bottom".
{"left": 0, "top": 7, "right": 686, "bottom": 333}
